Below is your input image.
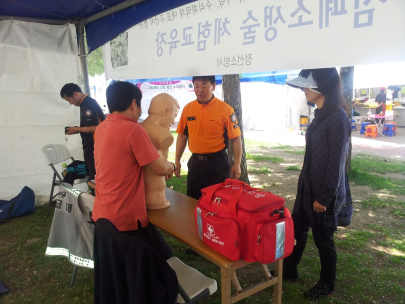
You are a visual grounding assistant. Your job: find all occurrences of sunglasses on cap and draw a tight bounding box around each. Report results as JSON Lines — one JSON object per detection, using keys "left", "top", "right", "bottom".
{"left": 300, "top": 87, "right": 321, "bottom": 94}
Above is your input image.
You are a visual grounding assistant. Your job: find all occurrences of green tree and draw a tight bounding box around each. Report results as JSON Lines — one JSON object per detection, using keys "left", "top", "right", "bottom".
{"left": 87, "top": 47, "right": 104, "bottom": 77}
{"left": 222, "top": 74, "right": 250, "bottom": 184}
{"left": 340, "top": 66, "right": 354, "bottom": 172}
{"left": 84, "top": 31, "right": 104, "bottom": 77}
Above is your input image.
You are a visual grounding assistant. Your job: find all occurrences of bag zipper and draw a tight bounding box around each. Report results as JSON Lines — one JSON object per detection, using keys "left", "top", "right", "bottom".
{"left": 211, "top": 195, "right": 282, "bottom": 213}
{"left": 213, "top": 197, "right": 222, "bottom": 205}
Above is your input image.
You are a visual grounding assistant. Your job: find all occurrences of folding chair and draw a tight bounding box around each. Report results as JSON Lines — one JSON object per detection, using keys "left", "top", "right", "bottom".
{"left": 167, "top": 257, "right": 217, "bottom": 304}
{"left": 46, "top": 185, "right": 95, "bottom": 287}
{"left": 41, "top": 144, "right": 89, "bottom": 217}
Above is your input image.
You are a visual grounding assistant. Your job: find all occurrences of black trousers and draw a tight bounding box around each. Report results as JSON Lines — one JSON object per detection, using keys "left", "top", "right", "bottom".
{"left": 121, "top": 222, "right": 173, "bottom": 260}
{"left": 84, "top": 150, "right": 96, "bottom": 180}
{"left": 187, "top": 151, "right": 230, "bottom": 200}
{"left": 284, "top": 213, "right": 337, "bottom": 284}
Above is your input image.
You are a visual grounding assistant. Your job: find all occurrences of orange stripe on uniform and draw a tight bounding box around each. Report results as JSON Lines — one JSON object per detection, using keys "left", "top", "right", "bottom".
{"left": 176, "top": 97, "right": 241, "bottom": 154}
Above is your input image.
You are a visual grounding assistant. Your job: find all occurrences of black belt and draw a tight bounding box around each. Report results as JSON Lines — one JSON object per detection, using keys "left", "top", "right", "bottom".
{"left": 193, "top": 149, "right": 227, "bottom": 161}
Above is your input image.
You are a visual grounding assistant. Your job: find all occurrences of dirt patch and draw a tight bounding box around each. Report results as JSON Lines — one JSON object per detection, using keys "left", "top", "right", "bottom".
{"left": 248, "top": 148, "right": 405, "bottom": 228}
{"left": 24, "top": 238, "right": 41, "bottom": 246}
{"left": 369, "top": 172, "right": 405, "bottom": 180}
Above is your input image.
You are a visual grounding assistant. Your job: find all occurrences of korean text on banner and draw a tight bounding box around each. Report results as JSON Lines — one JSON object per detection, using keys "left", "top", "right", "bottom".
{"left": 103, "top": 0, "right": 405, "bottom": 79}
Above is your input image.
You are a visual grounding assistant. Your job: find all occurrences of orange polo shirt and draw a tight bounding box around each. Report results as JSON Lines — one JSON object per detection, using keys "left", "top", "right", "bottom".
{"left": 92, "top": 114, "right": 160, "bottom": 231}
{"left": 176, "top": 97, "right": 241, "bottom": 154}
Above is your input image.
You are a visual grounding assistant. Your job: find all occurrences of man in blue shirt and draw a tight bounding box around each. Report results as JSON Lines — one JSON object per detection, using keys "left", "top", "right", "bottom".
{"left": 61, "top": 83, "right": 105, "bottom": 180}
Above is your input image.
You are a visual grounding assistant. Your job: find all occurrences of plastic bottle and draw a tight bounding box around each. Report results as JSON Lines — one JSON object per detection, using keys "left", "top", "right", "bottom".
{"left": 62, "top": 163, "right": 68, "bottom": 176}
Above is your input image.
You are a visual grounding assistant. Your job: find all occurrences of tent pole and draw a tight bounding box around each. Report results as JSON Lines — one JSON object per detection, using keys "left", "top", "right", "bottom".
{"left": 0, "top": 15, "right": 72, "bottom": 25}
{"left": 76, "top": 22, "right": 91, "bottom": 95}
{"left": 83, "top": 0, "right": 146, "bottom": 25}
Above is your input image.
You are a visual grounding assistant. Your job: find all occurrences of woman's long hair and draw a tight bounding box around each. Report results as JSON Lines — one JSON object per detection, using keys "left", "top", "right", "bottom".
{"left": 299, "top": 68, "right": 347, "bottom": 117}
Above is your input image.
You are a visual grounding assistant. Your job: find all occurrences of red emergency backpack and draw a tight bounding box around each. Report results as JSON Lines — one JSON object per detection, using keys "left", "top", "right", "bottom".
{"left": 194, "top": 179, "right": 294, "bottom": 263}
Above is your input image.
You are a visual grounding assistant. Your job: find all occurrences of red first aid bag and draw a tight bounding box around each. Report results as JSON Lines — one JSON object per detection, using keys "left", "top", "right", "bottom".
{"left": 194, "top": 179, "right": 294, "bottom": 263}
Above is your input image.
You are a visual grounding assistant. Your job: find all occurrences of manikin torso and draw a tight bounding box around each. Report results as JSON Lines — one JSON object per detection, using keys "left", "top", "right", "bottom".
{"left": 141, "top": 94, "right": 179, "bottom": 210}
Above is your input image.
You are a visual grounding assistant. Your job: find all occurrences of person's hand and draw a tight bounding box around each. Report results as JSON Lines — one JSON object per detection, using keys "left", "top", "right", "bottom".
{"left": 165, "top": 172, "right": 174, "bottom": 180}
{"left": 66, "top": 127, "right": 79, "bottom": 135}
{"left": 174, "top": 161, "right": 181, "bottom": 178}
{"left": 313, "top": 201, "right": 326, "bottom": 213}
{"left": 231, "top": 163, "right": 241, "bottom": 179}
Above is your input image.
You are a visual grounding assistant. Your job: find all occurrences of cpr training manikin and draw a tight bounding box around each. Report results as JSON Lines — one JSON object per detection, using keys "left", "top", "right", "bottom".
{"left": 141, "top": 93, "right": 180, "bottom": 210}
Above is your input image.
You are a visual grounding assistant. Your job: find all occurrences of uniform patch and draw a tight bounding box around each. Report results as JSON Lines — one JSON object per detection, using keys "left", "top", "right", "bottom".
{"left": 230, "top": 113, "right": 237, "bottom": 123}
{"left": 187, "top": 116, "right": 196, "bottom": 121}
{"left": 85, "top": 110, "right": 92, "bottom": 117}
{"left": 234, "top": 124, "right": 239, "bottom": 129}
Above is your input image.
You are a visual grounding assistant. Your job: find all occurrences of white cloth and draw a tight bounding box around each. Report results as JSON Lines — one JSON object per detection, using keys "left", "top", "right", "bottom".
{"left": 0, "top": 21, "right": 83, "bottom": 199}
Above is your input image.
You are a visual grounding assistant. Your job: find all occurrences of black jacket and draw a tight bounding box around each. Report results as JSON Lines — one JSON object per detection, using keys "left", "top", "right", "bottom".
{"left": 79, "top": 96, "right": 105, "bottom": 152}
{"left": 294, "top": 108, "right": 353, "bottom": 230}
{"left": 94, "top": 218, "right": 178, "bottom": 304}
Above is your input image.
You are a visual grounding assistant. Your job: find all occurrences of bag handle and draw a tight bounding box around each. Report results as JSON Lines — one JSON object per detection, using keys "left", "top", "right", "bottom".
{"left": 205, "top": 179, "right": 246, "bottom": 204}
{"left": 205, "top": 179, "right": 252, "bottom": 215}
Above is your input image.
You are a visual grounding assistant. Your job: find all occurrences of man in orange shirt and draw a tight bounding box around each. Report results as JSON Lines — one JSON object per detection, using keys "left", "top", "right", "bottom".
{"left": 175, "top": 76, "right": 242, "bottom": 200}
{"left": 91, "top": 81, "right": 176, "bottom": 259}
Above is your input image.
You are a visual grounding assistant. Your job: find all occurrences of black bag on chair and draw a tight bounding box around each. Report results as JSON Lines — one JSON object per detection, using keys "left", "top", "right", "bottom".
{"left": 63, "top": 161, "right": 87, "bottom": 184}
{"left": 67, "top": 160, "right": 87, "bottom": 177}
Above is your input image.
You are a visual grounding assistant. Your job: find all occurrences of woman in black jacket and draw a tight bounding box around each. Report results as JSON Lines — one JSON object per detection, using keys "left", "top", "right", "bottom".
{"left": 284, "top": 68, "right": 353, "bottom": 300}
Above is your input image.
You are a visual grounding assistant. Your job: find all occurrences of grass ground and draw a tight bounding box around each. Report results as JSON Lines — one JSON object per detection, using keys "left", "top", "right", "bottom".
{"left": 349, "top": 154, "right": 405, "bottom": 195}
{"left": 1, "top": 141, "right": 404, "bottom": 303}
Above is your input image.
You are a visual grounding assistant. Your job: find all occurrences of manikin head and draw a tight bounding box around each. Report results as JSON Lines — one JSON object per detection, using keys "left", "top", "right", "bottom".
{"left": 148, "top": 93, "right": 180, "bottom": 128}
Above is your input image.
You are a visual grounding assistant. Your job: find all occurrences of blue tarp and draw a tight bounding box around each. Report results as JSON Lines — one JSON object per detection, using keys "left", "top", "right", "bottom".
{"left": 0, "top": 0, "right": 195, "bottom": 52}
{"left": 126, "top": 71, "right": 299, "bottom": 85}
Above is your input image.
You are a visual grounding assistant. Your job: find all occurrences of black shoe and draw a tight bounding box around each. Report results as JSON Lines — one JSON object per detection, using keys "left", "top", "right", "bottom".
{"left": 185, "top": 247, "right": 198, "bottom": 255}
{"left": 269, "top": 263, "right": 298, "bottom": 281}
{"left": 303, "top": 281, "right": 334, "bottom": 300}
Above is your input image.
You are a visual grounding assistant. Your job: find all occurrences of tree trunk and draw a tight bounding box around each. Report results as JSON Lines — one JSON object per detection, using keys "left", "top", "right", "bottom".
{"left": 339, "top": 66, "right": 354, "bottom": 173}
{"left": 222, "top": 74, "right": 250, "bottom": 184}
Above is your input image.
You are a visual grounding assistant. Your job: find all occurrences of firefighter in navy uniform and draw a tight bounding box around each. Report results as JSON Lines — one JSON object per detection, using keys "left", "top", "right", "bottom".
{"left": 61, "top": 83, "right": 106, "bottom": 180}
{"left": 174, "top": 76, "right": 242, "bottom": 200}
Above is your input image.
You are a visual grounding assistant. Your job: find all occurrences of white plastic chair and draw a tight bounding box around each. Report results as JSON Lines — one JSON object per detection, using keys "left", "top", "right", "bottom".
{"left": 41, "top": 144, "right": 89, "bottom": 217}
{"left": 167, "top": 257, "right": 217, "bottom": 303}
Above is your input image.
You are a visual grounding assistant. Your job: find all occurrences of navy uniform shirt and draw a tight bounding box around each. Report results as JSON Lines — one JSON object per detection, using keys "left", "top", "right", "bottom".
{"left": 79, "top": 95, "right": 105, "bottom": 152}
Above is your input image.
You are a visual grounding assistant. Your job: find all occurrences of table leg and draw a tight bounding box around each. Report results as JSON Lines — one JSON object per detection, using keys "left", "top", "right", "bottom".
{"left": 231, "top": 270, "right": 242, "bottom": 294}
{"left": 273, "top": 259, "right": 283, "bottom": 304}
{"left": 221, "top": 267, "right": 232, "bottom": 304}
{"left": 374, "top": 118, "right": 386, "bottom": 136}
{"left": 260, "top": 264, "right": 272, "bottom": 280}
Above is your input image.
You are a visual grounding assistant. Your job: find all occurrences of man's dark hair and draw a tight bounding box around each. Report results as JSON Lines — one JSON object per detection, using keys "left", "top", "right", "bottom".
{"left": 299, "top": 68, "right": 347, "bottom": 117}
{"left": 380, "top": 88, "right": 385, "bottom": 93}
{"left": 192, "top": 76, "right": 216, "bottom": 85}
{"left": 106, "top": 81, "right": 142, "bottom": 113}
{"left": 60, "top": 83, "right": 82, "bottom": 98}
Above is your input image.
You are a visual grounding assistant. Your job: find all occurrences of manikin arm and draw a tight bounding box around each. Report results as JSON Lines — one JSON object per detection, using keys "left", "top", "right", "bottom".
{"left": 148, "top": 157, "right": 174, "bottom": 176}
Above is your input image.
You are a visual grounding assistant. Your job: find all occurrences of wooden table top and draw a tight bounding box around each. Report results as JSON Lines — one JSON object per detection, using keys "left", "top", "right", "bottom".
{"left": 148, "top": 188, "right": 249, "bottom": 269}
